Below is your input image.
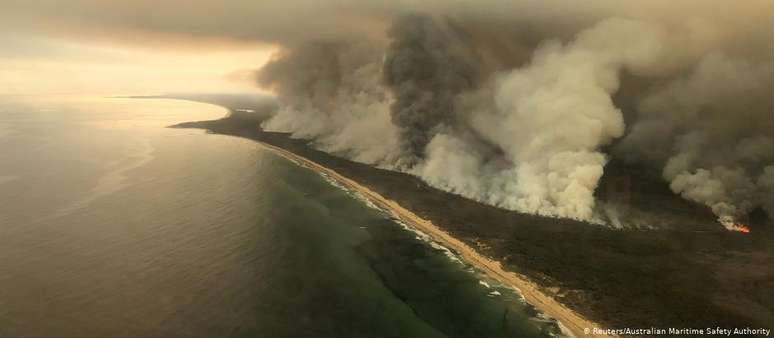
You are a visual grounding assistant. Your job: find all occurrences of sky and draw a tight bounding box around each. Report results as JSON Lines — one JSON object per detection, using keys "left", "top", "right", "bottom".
{"left": 0, "top": 1, "right": 279, "bottom": 96}
{"left": 2, "top": 0, "right": 771, "bottom": 96}
{"left": 0, "top": 37, "right": 274, "bottom": 96}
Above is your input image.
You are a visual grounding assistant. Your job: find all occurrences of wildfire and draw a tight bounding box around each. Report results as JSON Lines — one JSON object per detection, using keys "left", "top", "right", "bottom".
{"left": 719, "top": 216, "right": 751, "bottom": 233}
{"left": 730, "top": 224, "right": 751, "bottom": 233}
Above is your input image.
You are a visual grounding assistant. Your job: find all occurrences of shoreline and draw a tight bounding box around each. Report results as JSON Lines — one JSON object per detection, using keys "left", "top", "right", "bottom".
{"left": 256, "top": 141, "right": 608, "bottom": 337}
{"left": 164, "top": 95, "right": 774, "bottom": 331}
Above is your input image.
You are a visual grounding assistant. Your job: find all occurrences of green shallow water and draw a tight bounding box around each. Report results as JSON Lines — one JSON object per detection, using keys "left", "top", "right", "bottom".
{"left": 0, "top": 96, "right": 563, "bottom": 337}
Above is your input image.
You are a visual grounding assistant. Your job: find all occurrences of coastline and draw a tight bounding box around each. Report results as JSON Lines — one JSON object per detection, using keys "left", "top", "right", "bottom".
{"left": 257, "top": 141, "right": 607, "bottom": 337}
{"left": 166, "top": 95, "right": 774, "bottom": 332}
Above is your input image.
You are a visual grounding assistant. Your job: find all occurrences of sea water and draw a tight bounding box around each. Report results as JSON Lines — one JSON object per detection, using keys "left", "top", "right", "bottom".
{"left": 0, "top": 96, "right": 563, "bottom": 337}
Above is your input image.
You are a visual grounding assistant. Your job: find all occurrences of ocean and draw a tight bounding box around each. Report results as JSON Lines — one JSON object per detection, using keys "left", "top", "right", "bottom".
{"left": 0, "top": 96, "right": 563, "bottom": 337}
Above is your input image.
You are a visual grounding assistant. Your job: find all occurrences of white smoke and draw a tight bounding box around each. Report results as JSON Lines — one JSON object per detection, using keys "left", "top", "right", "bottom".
{"left": 260, "top": 41, "right": 404, "bottom": 167}
{"left": 253, "top": 8, "right": 774, "bottom": 228}
{"left": 622, "top": 53, "right": 774, "bottom": 226}
{"left": 419, "top": 19, "right": 666, "bottom": 220}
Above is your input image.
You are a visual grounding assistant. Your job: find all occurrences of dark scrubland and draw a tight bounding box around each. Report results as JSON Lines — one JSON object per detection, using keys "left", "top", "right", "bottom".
{"left": 169, "top": 95, "right": 774, "bottom": 330}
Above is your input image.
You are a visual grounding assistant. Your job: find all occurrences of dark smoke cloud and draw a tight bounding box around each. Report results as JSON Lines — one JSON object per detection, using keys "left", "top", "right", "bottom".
{"left": 251, "top": 2, "right": 774, "bottom": 228}
{"left": 382, "top": 14, "right": 479, "bottom": 161}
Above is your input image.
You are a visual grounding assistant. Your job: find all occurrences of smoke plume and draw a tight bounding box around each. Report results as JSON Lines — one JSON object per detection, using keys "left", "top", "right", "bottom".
{"left": 382, "top": 14, "right": 479, "bottom": 163}
{"left": 418, "top": 18, "right": 671, "bottom": 219}
{"left": 258, "top": 40, "right": 403, "bottom": 166}
{"left": 619, "top": 53, "right": 774, "bottom": 227}
{"left": 249, "top": 1, "right": 774, "bottom": 227}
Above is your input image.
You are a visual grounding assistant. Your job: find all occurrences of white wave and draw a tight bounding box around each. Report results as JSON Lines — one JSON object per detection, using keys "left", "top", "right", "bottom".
{"left": 302, "top": 155, "right": 569, "bottom": 337}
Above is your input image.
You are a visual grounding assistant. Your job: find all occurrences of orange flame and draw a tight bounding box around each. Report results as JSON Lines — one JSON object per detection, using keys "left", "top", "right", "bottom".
{"left": 719, "top": 216, "right": 751, "bottom": 233}
{"left": 731, "top": 224, "right": 751, "bottom": 233}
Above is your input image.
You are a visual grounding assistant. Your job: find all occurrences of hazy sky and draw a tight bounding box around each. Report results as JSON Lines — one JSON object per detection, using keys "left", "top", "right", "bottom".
{"left": 0, "top": 37, "right": 273, "bottom": 96}
{"left": 2, "top": 0, "right": 771, "bottom": 96}
{"left": 0, "top": 1, "right": 281, "bottom": 96}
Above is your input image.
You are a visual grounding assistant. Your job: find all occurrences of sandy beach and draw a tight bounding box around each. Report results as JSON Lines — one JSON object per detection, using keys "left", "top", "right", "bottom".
{"left": 257, "top": 141, "right": 610, "bottom": 338}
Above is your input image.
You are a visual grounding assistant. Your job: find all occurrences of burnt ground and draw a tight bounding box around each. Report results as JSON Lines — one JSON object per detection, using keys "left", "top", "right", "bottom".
{"left": 167, "top": 97, "right": 774, "bottom": 331}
